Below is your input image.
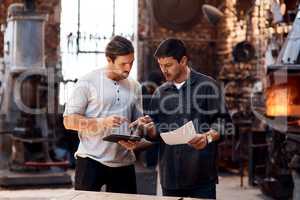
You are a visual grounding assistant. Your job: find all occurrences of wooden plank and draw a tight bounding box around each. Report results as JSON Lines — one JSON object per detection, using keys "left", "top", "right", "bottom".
{"left": 54, "top": 191, "right": 201, "bottom": 200}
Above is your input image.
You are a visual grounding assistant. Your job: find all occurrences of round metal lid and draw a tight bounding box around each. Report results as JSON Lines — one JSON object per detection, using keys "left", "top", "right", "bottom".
{"left": 152, "top": 0, "right": 202, "bottom": 31}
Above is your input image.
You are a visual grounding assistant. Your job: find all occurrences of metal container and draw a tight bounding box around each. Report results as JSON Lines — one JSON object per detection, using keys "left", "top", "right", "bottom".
{"left": 4, "top": 14, "right": 47, "bottom": 72}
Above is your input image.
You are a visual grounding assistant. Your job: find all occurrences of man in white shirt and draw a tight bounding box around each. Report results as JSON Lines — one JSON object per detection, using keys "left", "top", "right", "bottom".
{"left": 63, "top": 36, "right": 143, "bottom": 193}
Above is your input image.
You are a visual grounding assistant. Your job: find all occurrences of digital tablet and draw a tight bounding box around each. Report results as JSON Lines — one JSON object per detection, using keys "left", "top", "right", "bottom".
{"left": 102, "top": 134, "right": 141, "bottom": 143}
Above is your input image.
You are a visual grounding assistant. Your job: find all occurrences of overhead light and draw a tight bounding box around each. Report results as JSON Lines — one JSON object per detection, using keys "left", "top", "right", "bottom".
{"left": 202, "top": 4, "right": 224, "bottom": 26}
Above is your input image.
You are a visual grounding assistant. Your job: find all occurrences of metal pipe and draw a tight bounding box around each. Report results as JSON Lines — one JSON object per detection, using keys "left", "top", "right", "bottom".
{"left": 76, "top": 0, "right": 81, "bottom": 54}
{"left": 112, "top": 0, "right": 116, "bottom": 36}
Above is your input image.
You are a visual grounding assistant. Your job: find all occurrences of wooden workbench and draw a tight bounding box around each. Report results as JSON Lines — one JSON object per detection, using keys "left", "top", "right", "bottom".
{"left": 53, "top": 191, "right": 201, "bottom": 200}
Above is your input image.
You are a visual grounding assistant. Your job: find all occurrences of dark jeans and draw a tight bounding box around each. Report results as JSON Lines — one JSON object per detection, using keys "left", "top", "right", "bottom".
{"left": 162, "top": 183, "right": 216, "bottom": 199}
{"left": 75, "top": 157, "right": 137, "bottom": 194}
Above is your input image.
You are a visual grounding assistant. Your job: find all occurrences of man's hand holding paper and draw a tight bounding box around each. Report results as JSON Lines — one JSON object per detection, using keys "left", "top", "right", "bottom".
{"left": 160, "top": 121, "right": 197, "bottom": 145}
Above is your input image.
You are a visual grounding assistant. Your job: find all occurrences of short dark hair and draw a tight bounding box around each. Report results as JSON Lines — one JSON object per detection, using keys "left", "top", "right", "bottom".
{"left": 105, "top": 35, "right": 134, "bottom": 62}
{"left": 154, "top": 38, "right": 187, "bottom": 62}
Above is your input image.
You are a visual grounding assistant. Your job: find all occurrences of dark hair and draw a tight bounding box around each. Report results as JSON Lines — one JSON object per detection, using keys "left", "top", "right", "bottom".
{"left": 154, "top": 38, "right": 187, "bottom": 62}
{"left": 105, "top": 35, "right": 134, "bottom": 62}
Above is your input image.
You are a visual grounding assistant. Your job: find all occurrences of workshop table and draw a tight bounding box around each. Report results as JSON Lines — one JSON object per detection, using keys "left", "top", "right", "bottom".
{"left": 51, "top": 191, "right": 202, "bottom": 200}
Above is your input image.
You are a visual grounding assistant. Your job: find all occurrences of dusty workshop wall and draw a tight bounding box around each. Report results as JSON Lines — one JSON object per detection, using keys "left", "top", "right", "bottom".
{"left": 217, "top": 0, "right": 270, "bottom": 121}
{"left": 137, "top": 0, "right": 271, "bottom": 120}
{"left": 0, "top": 0, "right": 61, "bottom": 67}
{"left": 137, "top": 0, "right": 221, "bottom": 82}
{"left": 217, "top": 0, "right": 292, "bottom": 123}
{"left": 137, "top": 0, "right": 296, "bottom": 133}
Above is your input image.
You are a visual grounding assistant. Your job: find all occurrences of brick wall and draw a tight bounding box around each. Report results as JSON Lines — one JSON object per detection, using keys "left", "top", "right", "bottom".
{"left": 137, "top": 0, "right": 289, "bottom": 126}
{"left": 137, "top": 0, "right": 221, "bottom": 81}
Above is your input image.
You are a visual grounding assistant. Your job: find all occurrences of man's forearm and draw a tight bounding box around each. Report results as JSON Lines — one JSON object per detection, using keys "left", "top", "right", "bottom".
{"left": 64, "top": 114, "right": 106, "bottom": 135}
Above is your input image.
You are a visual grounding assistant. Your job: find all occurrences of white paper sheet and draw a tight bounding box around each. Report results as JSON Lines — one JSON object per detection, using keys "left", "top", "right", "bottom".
{"left": 160, "top": 121, "right": 197, "bottom": 145}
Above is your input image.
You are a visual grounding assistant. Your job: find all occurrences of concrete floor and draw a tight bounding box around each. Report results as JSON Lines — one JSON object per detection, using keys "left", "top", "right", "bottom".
{"left": 0, "top": 171, "right": 272, "bottom": 200}
{"left": 216, "top": 174, "right": 271, "bottom": 200}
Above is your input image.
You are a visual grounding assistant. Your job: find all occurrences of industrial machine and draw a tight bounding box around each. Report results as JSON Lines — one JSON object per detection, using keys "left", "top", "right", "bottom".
{"left": 260, "top": 4, "right": 300, "bottom": 200}
{"left": 0, "top": 1, "right": 71, "bottom": 187}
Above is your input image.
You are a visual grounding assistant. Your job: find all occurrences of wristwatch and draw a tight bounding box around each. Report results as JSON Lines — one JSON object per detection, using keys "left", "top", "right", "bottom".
{"left": 206, "top": 133, "right": 213, "bottom": 144}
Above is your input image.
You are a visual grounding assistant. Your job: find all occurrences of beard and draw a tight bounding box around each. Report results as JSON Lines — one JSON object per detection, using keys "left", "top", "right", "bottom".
{"left": 110, "top": 68, "right": 129, "bottom": 80}
{"left": 164, "top": 70, "right": 180, "bottom": 81}
{"left": 120, "top": 71, "right": 129, "bottom": 79}
{"left": 164, "top": 74, "right": 172, "bottom": 81}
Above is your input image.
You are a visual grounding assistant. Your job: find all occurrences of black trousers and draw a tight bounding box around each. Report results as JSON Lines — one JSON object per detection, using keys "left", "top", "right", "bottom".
{"left": 75, "top": 157, "right": 137, "bottom": 194}
{"left": 162, "top": 182, "right": 216, "bottom": 199}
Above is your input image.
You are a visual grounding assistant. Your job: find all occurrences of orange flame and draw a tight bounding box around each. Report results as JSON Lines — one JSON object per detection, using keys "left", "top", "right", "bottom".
{"left": 266, "top": 77, "right": 300, "bottom": 117}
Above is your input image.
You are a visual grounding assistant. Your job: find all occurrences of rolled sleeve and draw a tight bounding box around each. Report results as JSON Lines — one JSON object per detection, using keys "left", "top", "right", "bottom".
{"left": 63, "top": 80, "right": 90, "bottom": 116}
